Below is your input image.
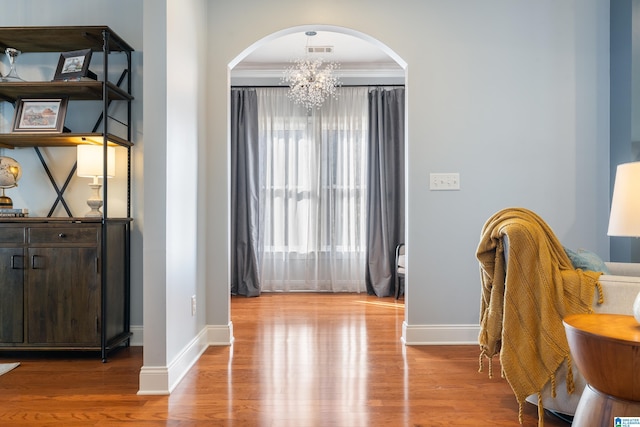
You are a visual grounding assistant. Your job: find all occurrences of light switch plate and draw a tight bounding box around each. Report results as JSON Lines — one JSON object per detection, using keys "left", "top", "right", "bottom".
{"left": 430, "top": 173, "right": 460, "bottom": 190}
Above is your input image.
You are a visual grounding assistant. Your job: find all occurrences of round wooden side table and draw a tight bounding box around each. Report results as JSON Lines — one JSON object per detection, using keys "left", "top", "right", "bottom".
{"left": 563, "top": 313, "right": 640, "bottom": 426}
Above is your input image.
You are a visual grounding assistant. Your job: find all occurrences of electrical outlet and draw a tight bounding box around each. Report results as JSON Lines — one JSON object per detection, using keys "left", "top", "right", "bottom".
{"left": 191, "top": 295, "right": 197, "bottom": 316}
{"left": 430, "top": 173, "right": 460, "bottom": 191}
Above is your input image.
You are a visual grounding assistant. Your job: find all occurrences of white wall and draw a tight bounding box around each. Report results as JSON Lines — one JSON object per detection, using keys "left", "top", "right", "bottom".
{"left": 205, "top": 0, "right": 610, "bottom": 342}
{"left": 140, "top": 0, "right": 167, "bottom": 379}
{"left": 139, "top": 0, "right": 208, "bottom": 394}
{"left": 165, "top": 0, "right": 207, "bottom": 362}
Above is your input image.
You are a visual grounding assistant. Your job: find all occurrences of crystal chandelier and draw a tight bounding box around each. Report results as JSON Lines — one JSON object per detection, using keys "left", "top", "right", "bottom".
{"left": 282, "top": 32, "right": 340, "bottom": 110}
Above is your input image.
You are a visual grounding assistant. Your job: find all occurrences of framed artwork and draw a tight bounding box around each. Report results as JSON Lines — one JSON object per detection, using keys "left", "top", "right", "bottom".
{"left": 11, "top": 98, "right": 69, "bottom": 133}
{"left": 53, "top": 48, "right": 93, "bottom": 81}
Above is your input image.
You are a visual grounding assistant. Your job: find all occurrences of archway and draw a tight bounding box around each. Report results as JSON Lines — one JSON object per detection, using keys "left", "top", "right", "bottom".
{"left": 229, "top": 25, "right": 407, "bottom": 75}
{"left": 227, "top": 24, "right": 408, "bottom": 324}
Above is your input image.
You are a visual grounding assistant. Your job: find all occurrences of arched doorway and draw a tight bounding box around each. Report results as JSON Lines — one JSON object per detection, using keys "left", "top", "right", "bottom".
{"left": 227, "top": 25, "right": 408, "bottom": 314}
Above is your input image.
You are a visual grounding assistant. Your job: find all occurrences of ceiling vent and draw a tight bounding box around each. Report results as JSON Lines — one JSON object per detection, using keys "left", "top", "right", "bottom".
{"left": 307, "top": 46, "right": 334, "bottom": 54}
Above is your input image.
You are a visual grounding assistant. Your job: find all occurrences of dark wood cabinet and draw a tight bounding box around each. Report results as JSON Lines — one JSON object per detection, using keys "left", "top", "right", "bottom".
{"left": 27, "top": 245, "right": 100, "bottom": 346}
{"left": 0, "top": 219, "right": 130, "bottom": 353}
{"left": 0, "top": 246, "right": 24, "bottom": 344}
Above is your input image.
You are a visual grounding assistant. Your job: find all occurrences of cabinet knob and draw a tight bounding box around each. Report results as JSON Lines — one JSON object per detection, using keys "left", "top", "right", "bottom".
{"left": 58, "top": 233, "right": 66, "bottom": 238}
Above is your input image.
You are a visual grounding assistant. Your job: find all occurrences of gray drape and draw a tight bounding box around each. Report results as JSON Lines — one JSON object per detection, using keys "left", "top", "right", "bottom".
{"left": 365, "top": 88, "right": 405, "bottom": 297}
{"left": 230, "top": 88, "right": 261, "bottom": 297}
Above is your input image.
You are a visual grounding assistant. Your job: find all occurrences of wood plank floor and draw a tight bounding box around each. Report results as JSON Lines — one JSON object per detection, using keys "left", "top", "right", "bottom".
{"left": 0, "top": 294, "right": 570, "bottom": 426}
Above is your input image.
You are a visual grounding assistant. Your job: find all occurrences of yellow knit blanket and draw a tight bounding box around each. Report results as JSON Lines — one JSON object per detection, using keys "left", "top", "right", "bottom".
{"left": 476, "top": 208, "right": 602, "bottom": 425}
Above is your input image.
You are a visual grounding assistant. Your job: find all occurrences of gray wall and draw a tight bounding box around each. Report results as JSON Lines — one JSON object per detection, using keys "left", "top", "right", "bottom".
{"left": 205, "top": 0, "right": 611, "bottom": 342}
{"left": 611, "top": 0, "right": 640, "bottom": 262}
{"left": 2, "top": 0, "right": 614, "bottom": 391}
{"left": 140, "top": 0, "right": 209, "bottom": 376}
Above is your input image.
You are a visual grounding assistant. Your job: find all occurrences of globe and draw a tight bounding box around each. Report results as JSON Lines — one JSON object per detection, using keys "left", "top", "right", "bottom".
{"left": 0, "top": 156, "right": 21, "bottom": 189}
{"left": 0, "top": 156, "right": 22, "bottom": 209}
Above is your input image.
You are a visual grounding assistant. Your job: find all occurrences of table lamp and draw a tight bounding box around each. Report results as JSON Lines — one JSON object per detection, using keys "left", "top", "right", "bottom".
{"left": 608, "top": 161, "right": 640, "bottom": 322}
{"left": 77, "top": 144, "right": 115, "bottom": 217}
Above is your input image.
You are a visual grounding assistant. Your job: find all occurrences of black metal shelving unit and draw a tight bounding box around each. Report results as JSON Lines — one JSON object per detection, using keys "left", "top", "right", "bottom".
{"left": 0, "top": 26, "right": 134, "bottom": 361}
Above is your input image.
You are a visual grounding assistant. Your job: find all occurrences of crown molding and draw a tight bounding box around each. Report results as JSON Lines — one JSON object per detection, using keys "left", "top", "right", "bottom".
{"left": 231, "top": 61, "right": 404, "bottom": 80}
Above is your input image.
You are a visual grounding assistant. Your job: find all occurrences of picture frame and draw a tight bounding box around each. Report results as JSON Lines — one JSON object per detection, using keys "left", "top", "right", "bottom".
{"left": 53, "top": 48, "right": 93, "bottom": 81}
{"left": 11, "top": 98, "right": 69, "bottom": 133}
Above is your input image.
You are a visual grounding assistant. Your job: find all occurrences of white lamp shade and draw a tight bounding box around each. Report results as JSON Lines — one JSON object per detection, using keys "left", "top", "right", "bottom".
{"left": 77, "top": 145, "right": 115, "bottom": 178}
{"left": 608, "top": 161, "right": 640, "bottom": 237}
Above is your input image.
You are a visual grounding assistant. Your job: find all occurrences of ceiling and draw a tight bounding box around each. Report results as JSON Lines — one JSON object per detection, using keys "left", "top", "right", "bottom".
{"left": 231, "top": 30, "right": 404, "bottom": 85}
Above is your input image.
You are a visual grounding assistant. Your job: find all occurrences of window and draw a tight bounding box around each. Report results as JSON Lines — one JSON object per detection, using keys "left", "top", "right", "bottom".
{"left": 257, "top": 87, "right": 368, "bottom": 291}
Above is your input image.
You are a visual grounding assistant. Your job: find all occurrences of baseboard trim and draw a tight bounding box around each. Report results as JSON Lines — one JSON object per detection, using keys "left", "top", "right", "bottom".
{"left": 207, "top": 321, "right": 234, "bottom": 345}
{"left": 137, "top": 327, "right": 209, "bottom": 395}
{"left": 137, "top": 322, "right": 234, "bottom": 395}
{"left": 128, "top": 321, "right": 234, "bottom": 347}
{"left": 137, "top": 366, "right": 170, "bottom": 395}
{"left": 130, "top": 325, "right": 143, "bottom": 346}
{"left": 402, "top": 321, "right": 480, "bottom": 345}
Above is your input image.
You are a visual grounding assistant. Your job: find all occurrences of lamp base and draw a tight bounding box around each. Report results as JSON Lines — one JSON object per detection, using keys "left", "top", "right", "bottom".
{"left": 85, "top": 183, "right": 103, "bottom": 217}
{"left": 634, "top": 292, "right": 640, "bottom": 324}
{"left": 0, "top": 195, "right": 12, "bottom": 209}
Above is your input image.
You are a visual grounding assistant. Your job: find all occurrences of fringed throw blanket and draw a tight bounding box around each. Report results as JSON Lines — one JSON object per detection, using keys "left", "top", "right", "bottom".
{"left": 476, "top": 208, "right": 602, "bottom": 426}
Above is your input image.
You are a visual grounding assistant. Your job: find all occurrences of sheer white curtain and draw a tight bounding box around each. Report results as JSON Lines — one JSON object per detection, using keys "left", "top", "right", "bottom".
{"left": 257, "top": 87, "right": 368, "bottom": 292}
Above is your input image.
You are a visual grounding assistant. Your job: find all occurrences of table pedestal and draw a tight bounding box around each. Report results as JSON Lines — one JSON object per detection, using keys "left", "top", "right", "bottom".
{"left": 572, "top": 385, "right": 640, "bottom": 427}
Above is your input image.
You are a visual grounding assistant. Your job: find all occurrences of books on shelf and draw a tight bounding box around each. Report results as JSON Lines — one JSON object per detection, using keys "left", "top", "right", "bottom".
{"left": 0, "top": 208, "right": 28, "bottom": 217}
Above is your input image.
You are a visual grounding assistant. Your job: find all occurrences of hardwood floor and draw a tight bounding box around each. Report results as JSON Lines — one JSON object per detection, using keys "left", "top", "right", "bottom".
{"left": 0, "top": 294, "right": 570, "bottom": 426}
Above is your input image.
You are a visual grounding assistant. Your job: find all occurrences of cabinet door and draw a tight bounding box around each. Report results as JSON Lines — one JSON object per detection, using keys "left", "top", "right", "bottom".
{"left": 27, "top": 247, "right": 100, "bottom": 345}
{"left": 0, "top": 248, "right": 24, "bottom": 343}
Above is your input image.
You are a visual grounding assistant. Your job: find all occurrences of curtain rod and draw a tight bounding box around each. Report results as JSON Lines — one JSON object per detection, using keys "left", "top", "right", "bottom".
{"left": 231, "top": 84, "right": 405, "bottom": 89}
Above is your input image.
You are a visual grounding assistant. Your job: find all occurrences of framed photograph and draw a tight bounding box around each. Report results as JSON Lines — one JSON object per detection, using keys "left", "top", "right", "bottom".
{"left": 11, "top": 98, "right": 69, "bottom": 133}
{"left": 53, "top": 48, "right": 93, "bottom": 81}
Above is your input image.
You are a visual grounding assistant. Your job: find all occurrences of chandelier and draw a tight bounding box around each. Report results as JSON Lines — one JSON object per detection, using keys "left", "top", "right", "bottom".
{"left": 282, "top": 31, "right": 341, "bottom": 110}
